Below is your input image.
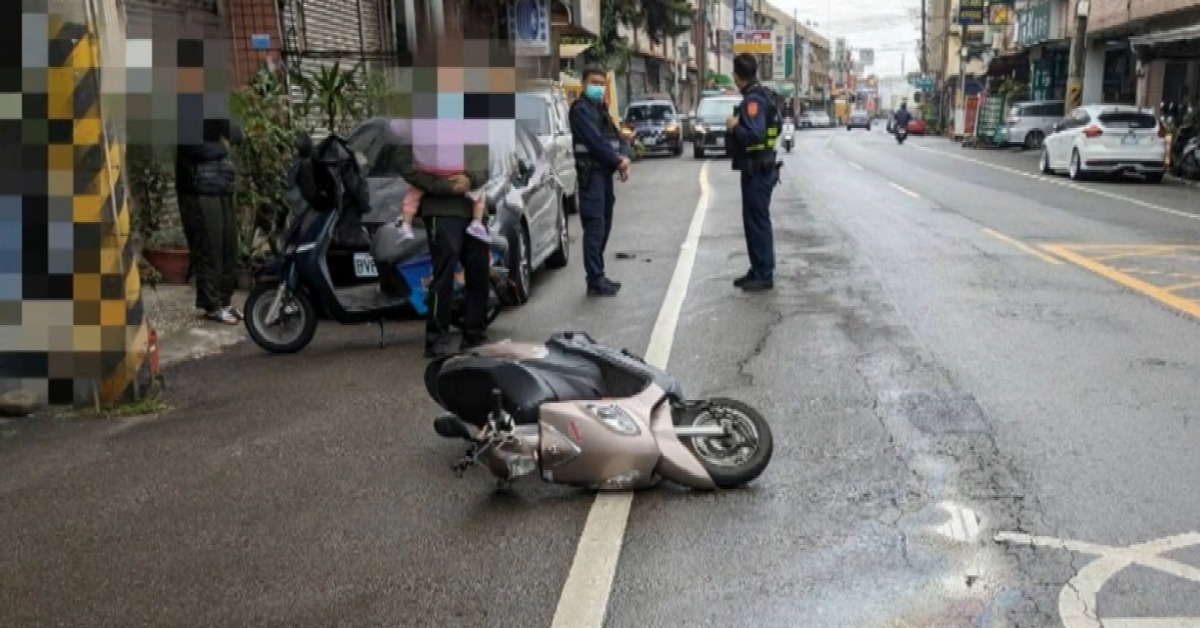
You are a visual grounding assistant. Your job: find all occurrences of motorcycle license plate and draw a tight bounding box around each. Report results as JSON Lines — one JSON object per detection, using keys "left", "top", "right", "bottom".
{"left": 1122, "top": 133, "right": 1139, "bottom": 145}
{"left": 353, "top": 252, "right": 378, "bottom": 277}
{"left": 715, "top": 137, "right": 725, "bottom": 147}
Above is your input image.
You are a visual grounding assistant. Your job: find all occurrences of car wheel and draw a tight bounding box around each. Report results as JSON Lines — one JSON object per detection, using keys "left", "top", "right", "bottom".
{"left": 1068, "top": 149, "right": 1088, "bottom": 181}
{"left": 1024, "top": 130, "right": 1045, "bottom": 150}
{"left": 693, "top": 145, "right": 704, "bottom": 159}
{"left": 1039, "top": 148, "right": 1054, "bottom": 174}
{"left": 545, "top": 194, "right": 569, "bottom": 269}
{"left": 504, "top": 223, "right": 533, "bottom": 305}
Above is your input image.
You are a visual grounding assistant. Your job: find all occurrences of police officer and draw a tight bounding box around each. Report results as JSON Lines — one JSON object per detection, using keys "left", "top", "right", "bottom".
{"left": 726, "top": 53, "right": 781, "bottom": 292}
{"left": 569, "top": 65, "right": 630, "bottom": 297}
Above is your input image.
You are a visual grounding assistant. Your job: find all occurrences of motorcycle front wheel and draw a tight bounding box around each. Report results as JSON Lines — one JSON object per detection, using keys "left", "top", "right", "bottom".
{"left": 675, "top": 398, "right": 773, "bottom": 488}
{"left": 244, "top": 284, "right": 318, "bottom": 353}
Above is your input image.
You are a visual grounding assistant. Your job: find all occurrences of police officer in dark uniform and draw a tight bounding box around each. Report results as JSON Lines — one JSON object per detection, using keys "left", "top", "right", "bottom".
{"left": 569, "top": 65, "right": 630, "bottom": 297}
{"left": 726, "top": 53, "right": 781, "bottom": 292}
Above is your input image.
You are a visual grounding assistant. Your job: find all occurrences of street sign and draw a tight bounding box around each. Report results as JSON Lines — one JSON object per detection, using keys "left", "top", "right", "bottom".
{"left": 958, "top": 0, "right": 985, "bottom": 25}
{"left": 733, "top": 30, "right": 773, "bottom": 55}
{"left": 250, "top": 34, "right": 271, "bottom": 51}
{"left": 859, "top": 48, "right": 874, "bottom": 66}
{"left": 772, "top": 28, "right": 786, "bottom": 80}
{"left": 910, "top": 76, "right": 935, "bottom": 91}
{"left": 509, "top": 0, "right": 551, "bottom": 56}
{"left": 732, "top": 0, "right": 749, "bottom": 33}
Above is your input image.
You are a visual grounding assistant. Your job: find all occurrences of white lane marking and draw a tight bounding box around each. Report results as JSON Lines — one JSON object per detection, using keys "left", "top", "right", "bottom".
{"left": 911, "top": 143, "right": 1200, "bottom": 222}
{"left": 932, "top": 502, "right": 981, "bottom": 542}
{"left": 996, "top": 531, "right": 1200, "bottom": 628}
{"left": 889, "top": 181, "right": 921, "bottom": 199}
{"left": 848, "top": 161, "right": 865, "bottom": 171}
{"left": 550, "top": 159, "right": 713, "bottom": 628}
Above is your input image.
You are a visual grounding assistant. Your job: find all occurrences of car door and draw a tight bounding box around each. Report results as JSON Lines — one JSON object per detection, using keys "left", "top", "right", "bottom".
{"left": 1048, "top": 110, "right": 1082, "bottom": 166}
{"left": 514, "top": 128, "right": 557, "bottom": 261}
{"left": 550, "top": 95, "right": 577, "bottom": 197}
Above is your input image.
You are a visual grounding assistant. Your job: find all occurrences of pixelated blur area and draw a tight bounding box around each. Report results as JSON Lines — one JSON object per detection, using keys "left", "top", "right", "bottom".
{"left": 2, "top": 0, "right": 154, "bottom": 406}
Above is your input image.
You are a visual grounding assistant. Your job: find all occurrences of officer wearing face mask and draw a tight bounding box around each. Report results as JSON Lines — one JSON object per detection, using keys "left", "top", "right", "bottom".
{"left": 569, "top": 65, "right": 630, "bottom": 297}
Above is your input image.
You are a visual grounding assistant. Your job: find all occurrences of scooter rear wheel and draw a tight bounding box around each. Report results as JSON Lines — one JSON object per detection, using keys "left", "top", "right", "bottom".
{"left": 244, "top": 284, "right": 318, "bottom": 353}
{"left": 676, "top": 398, "right": 773, "bottom": 488}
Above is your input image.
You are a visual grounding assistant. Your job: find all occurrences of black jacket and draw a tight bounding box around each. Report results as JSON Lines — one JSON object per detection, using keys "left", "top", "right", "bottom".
{"left": 175, "top": 118, "right": 243, "bottom": 195}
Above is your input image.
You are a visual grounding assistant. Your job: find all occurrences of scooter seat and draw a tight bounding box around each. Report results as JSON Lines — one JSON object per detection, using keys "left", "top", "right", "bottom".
{"left": 433, "top": 352, "right": 608, "bottom": 426}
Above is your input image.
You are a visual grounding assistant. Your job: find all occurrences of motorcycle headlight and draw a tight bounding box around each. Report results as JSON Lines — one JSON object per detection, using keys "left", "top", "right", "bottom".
{"left": 584, "top": 403, "right": 641, "bottom": 435}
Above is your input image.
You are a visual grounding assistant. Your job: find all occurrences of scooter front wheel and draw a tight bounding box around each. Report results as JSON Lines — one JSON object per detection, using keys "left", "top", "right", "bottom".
{"left": 244, "top": 284, "right": 318, "bottom": 353}
{"left": 676, "top": 398, "right": 773, "bottom": 488}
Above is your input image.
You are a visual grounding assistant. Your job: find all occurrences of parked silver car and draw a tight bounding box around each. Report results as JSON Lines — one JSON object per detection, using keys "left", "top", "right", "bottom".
{"left": 999, "top": 100, "right": 1065, "bottom": 150}
{"left": 517, "top": 83, "right": 578, "bottom": 213}
{"left": 345, "top": 117, "right": 570, "bottom": 305}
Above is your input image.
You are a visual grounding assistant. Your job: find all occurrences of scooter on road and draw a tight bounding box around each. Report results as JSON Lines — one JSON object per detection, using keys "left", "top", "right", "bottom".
{"left": 425, "top": 332, "right": 774, "bottom": 491}
{"left": 895, "top": 125, "right": 909, "bottom": 144}
{"left": 781, "top": 117, "right": 795, "bottom": 153}
{"left": 244, "top": 133, "right": 510, "bottom": 354}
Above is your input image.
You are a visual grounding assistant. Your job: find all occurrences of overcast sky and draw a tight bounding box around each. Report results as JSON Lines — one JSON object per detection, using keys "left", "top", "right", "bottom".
{"left": 767, "top": 0, "right": 924, "bottom": 78}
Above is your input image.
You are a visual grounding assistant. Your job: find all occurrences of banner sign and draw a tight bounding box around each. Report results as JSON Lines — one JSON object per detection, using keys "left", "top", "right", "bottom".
{"left": 784, "top": 27, "right": 795, "bottom": 79}
{"left": 733, "top": 0, "right": 749, "bottom": 33}
{"left": 773, "top": 29, "right": 787, "bottom": 80}
{"left": 734, "top": 30, "right": 773, "bottom": 54}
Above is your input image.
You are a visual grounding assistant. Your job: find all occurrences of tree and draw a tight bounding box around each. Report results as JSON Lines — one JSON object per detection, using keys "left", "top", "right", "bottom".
{"left": 594, "top": 0, "right": 693, "bottom": 98}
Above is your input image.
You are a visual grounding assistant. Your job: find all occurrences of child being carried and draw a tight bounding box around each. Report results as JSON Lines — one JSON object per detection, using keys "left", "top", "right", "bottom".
{"left": 394, "top": 118, "right": 492, "bottom": 242}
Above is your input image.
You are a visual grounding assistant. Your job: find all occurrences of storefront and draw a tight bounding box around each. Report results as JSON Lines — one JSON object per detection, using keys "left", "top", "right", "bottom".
{"left": 1130, "top": 24, "right": 1200, "bottom": 109}
{"left": 1029, "top": 46, "right": 1068, "bottom": 101}
{"left": 1101, "top": 42, "right": 1137, "bottom": 104}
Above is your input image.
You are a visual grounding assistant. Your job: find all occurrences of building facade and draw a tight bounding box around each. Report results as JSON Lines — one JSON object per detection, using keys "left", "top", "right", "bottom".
{"left": 1085, "top": 0, "right": 1200, "bottom": 108}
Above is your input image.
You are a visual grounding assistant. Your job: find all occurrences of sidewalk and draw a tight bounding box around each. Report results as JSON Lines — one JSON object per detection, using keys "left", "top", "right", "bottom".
{"left": 142, "top": 283, "right": 247, "bottom": 367}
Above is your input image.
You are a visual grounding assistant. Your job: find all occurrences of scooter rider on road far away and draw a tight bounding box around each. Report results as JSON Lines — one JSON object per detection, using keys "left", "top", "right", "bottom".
{"left": 893, "top": 102, "right": 913, "bottom": 134}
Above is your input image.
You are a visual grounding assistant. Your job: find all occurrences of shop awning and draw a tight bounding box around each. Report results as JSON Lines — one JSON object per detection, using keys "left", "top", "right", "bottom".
{"left": 559, "top": 43, "right": 594, "bottom": 59}
{"left": 1130, "top": 25, "right": 1200, "bottom": 48}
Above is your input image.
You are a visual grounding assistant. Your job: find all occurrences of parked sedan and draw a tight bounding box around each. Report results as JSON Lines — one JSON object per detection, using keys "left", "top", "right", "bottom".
{"left": 517, "top": 88, "right": 578, "bottom": 213}
{"left": 691, "top": 94, "right": 744, "bottom": 158}
{"left": 810, "top": 111, "right": 833, "bottom": 128}
{"left": 1039, "top": 105, "right": 1165, "bottom": 183}
{"left": 342, "top": 117, "right": 570, "bottom": 304}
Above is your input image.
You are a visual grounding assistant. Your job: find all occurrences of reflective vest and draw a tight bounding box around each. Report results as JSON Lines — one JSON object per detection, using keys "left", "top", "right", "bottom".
{"left": 570, "top": 98, "right": 621, "bottom": 160}
{"left": 743, "top": 85, "right": 781, "bottom": 154}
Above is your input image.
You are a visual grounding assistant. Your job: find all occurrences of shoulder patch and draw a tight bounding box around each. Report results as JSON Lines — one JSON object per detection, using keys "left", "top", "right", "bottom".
{"left": 746, "top": 101, "right": 760, "bottom": 117}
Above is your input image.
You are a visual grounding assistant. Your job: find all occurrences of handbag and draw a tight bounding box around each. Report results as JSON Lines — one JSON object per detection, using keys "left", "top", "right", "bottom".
{"left": 193, "top": 157, "right": 237, "bottom": 196}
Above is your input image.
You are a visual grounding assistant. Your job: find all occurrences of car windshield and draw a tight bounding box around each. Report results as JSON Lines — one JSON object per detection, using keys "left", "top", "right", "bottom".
{"left": 1099, "top": 112, "right": 1157, "bottom": 129}
{"left": 625, "top": 104, "right": 676, "bottom": 122}
{"left": 697, "top": 99, "right": 742, "bottom": 117}
{"left": 516, "top": 94, "right": 553, "bottom": 135}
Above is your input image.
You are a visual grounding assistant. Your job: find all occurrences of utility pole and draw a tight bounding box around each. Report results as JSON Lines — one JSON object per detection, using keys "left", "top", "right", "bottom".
{"left": 793, "top": 6, "right": 800, "bottom": 104}
{"left": 1066, "top": 0, "right": 1090, "bottom": 110}
{"left": 698, "top": 0, "right": 708, "bottom": 93}
{"left": 920, "top": 0, "right": 927, "bottom": 75}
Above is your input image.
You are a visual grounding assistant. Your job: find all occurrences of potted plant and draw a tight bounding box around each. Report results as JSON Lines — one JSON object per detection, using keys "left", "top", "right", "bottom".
{"left": 232, "top": 65, "right": 296, "bottom": 290}
{"left": 128, "top": 145, "right": 188, "bottom": 284}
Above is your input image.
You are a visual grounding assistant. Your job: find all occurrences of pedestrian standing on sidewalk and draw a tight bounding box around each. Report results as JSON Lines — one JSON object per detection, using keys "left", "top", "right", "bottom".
{"left": 176, "top": 98, "right": 244, "bottom": 325}
{"left": 727, "top": 53, "right": 781, "bottom": 292}
{"left": 569, "top": 65, "right": 630, "bottom": 297}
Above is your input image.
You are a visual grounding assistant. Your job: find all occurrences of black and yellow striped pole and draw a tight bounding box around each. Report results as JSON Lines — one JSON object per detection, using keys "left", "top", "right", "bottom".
{"left": 11, "top": 0, "right": 152, "bottom": 407}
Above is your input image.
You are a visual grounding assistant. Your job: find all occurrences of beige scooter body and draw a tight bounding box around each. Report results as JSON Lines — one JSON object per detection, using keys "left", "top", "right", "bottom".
{"left": 427, "top": 333, "right": 772, "bottom": 491}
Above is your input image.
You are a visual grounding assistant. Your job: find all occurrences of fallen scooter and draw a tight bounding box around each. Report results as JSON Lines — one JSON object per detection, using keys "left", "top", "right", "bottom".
{"left": 425, "top": 332, "right": 774, "bottom": 491}
{"left": 244, "top": 132, "right": 510, "bottom": 354}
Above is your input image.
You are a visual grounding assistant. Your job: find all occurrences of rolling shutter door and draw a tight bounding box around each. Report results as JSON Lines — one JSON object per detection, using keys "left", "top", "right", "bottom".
{"left": 289, "top": 0, "right": 383, "bottom": 136}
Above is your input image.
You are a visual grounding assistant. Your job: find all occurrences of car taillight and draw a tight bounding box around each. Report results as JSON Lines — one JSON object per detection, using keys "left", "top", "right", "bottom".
{"left": 1083, "top": 126, "right": 1103, "bottom": 138}
{"left": 1159, "top": 125, "right": 1167, "bottom": 138}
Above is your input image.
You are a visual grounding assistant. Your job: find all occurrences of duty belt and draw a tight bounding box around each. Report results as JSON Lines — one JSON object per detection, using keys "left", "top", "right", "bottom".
{"left": 573, "top": 140, "right": 621, "bottom": 155}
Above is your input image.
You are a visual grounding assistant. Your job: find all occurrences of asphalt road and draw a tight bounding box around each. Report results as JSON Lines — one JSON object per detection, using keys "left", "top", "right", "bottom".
{"left": 4, "top": 127, "right": 1200, "bottom": 627}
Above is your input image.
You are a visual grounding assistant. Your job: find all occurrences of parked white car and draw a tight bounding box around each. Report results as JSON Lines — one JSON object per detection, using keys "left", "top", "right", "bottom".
{"left": 517, "top": 85, "right": 578, "bottom": 212}
{"left": 1039, "top": 104, "right": 1166, "bottom": 183}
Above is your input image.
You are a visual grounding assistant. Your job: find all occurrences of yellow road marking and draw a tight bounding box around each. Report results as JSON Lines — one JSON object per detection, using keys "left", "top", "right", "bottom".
{"left": 1164, "top": 280, "right": 1200, "bottom": 292}
{"left": 1117, "top": 268, "right": 1200, "bottom": 281}
{"left": 982, "top": 228, "right": 1062, "bottom": 264}
{"left": 1092, "top": 247, "right": 1180, "bottom": 262}
{"left": 1042, "top": 245, "right": 1200, "bottom": 320}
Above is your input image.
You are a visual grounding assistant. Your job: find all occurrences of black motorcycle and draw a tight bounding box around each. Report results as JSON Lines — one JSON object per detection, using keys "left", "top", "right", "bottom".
{"left": 895, "top": 126, "right": 908, "bottom": 144}
{"left": 243, "top": 133, "right": 510, "bottom": 354}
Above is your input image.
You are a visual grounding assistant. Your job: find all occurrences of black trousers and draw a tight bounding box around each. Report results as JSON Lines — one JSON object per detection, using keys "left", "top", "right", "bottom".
{"left": 424, "top": 215, "right": 490, "bottom": 342}
{"left": 179, "top": 193, "right": 238, "bottom": 311}
{"left": 740, "top": 166, "right": 777, "bottom": 281}
{"left": 578, "top": 170, "right": 616, "bottom": 286}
